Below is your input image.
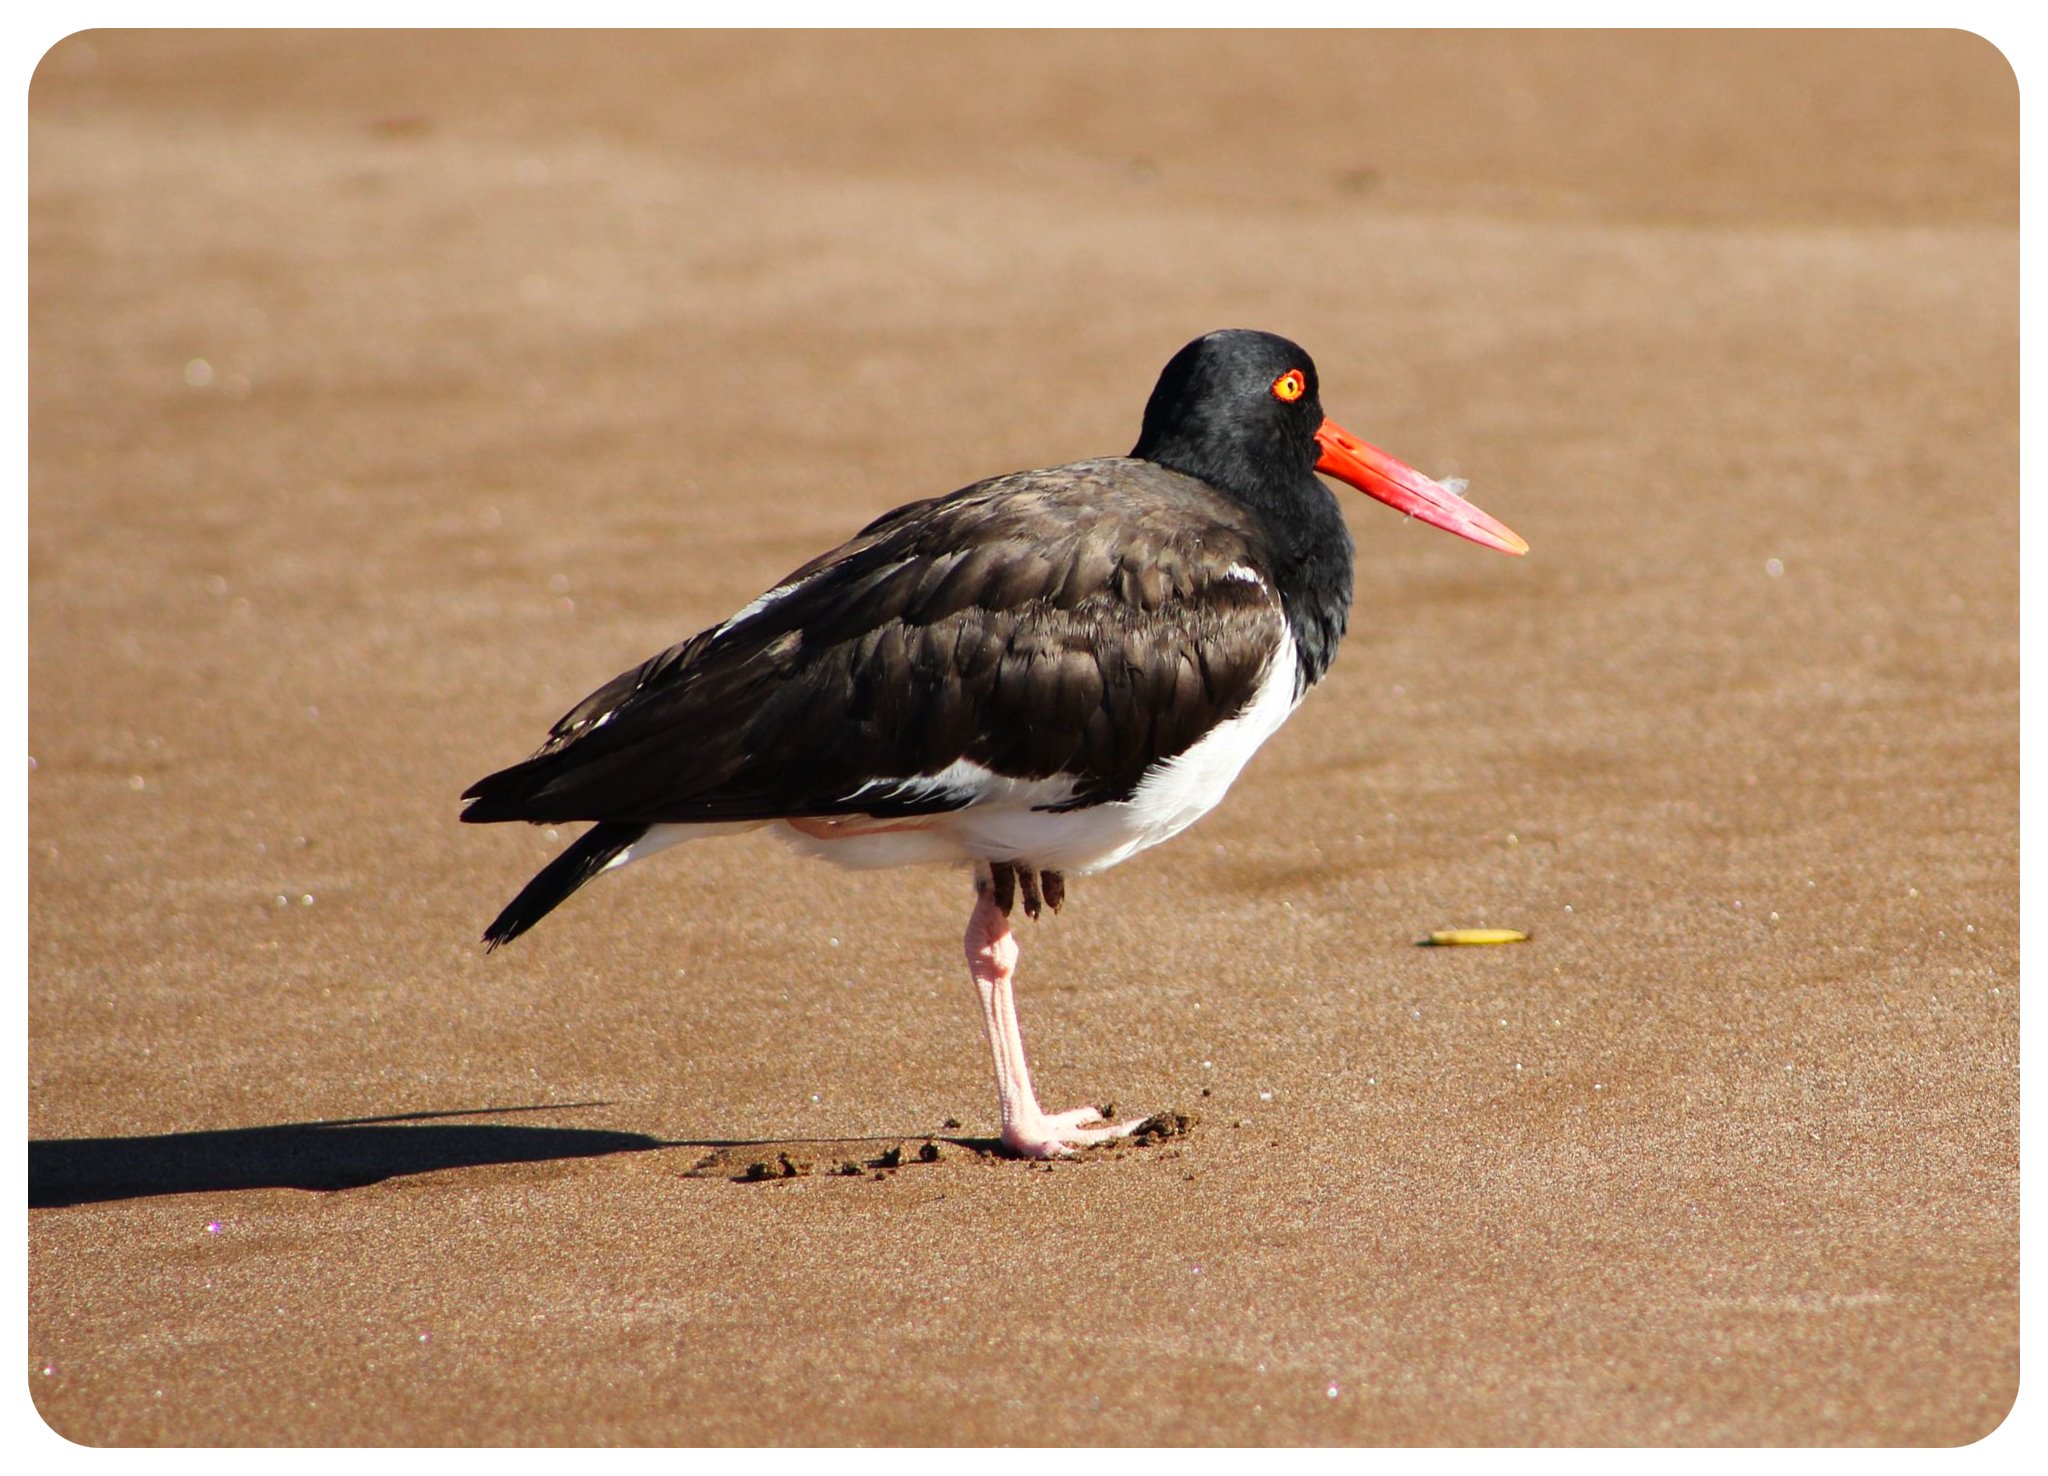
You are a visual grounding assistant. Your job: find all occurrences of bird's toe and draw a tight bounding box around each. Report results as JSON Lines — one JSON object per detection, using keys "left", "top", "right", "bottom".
{"left": 999, "top": 1105, "right": 1147, "bottom": 1157}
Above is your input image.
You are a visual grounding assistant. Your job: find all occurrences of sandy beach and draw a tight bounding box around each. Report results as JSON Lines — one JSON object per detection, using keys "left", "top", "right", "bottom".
{"left": 27, "top": 30, "right": 2017, "bottom": 1445}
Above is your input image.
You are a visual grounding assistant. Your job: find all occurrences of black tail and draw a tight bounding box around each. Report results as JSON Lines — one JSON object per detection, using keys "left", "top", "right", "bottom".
{"left": 482, "top": 822, "right": 647, "bottom": 951}
{"left": 460, "top": 753, "right": 565, "bottom": 825}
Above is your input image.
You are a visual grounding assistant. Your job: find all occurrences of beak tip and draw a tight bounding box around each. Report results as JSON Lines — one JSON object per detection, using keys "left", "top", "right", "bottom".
{"left": 1316, "top": 417, "right": 1528, "bottom": 557}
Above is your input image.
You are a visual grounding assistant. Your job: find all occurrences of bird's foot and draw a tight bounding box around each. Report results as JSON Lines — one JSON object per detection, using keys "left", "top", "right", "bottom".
{"left": 1000, "top": 1104, "right": 1148, "bottom": 1160}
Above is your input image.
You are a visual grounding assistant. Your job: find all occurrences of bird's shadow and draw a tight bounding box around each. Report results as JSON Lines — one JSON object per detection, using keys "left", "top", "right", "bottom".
{"left": 28, "top": 1103, "right": 1002, "bottom": 1207}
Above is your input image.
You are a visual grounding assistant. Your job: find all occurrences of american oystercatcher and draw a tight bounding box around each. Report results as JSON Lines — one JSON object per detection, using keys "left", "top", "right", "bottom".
{"left": 462, "top": 330, "right": 1525, "bottom": 1158}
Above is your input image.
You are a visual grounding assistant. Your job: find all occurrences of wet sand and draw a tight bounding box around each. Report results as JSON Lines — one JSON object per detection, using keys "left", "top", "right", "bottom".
{"left": 27, "top": 31, "right": 2017, "bottom": 1445}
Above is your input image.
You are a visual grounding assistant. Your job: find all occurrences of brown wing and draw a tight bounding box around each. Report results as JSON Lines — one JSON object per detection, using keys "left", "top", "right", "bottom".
{"left": 459, "top": 458, "right": 1289, "bottom": 826}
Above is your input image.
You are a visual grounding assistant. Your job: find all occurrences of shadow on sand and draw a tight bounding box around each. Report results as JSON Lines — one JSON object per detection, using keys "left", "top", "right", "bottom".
{"left": 27, "top": 1104, "right": 1018, "bottom": 1206}
{"left": 28, "top": 1103, "right": 670, "bottom": 1207}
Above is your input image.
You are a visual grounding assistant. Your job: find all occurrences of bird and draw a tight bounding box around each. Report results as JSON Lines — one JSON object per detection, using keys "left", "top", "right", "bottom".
{"left": 461, "top": 329, "right": 1526, "bottom": 1159}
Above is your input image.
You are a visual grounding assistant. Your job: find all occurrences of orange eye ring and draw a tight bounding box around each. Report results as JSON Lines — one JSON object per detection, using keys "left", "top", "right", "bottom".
{"left": 1271, "top": 370, "right": 1306, "bottom": 403}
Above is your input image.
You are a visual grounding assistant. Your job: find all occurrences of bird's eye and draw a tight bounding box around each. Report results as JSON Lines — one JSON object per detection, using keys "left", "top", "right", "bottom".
{"left": 1271, "top": 370, "right": 1306, "bottom": 403}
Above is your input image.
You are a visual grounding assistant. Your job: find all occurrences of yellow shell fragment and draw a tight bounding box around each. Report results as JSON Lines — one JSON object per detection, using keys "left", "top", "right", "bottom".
{"left": 1420, "top": 928, "right": 1530, "bottom": 947}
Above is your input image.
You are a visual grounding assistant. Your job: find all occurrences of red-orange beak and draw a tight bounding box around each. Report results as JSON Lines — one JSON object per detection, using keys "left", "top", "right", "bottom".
{"left": 1314, "top": 418, "right": 1528, "bottom": 556}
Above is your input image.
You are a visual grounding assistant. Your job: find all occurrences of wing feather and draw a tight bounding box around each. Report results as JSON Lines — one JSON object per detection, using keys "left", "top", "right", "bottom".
{"left": 460, "top": 458, "right": 1287, "bottom": 826}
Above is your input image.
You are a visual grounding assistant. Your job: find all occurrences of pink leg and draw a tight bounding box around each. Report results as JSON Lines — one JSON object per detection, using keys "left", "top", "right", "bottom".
{"left": 963, "top": 869, "right": 1146, "bottom": 1159}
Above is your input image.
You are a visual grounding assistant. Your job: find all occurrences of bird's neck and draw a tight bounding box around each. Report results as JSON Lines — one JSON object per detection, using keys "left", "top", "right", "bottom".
{"left": 1135, "top": 432, "right": 1356, "bottom": 692}
{"left": 1241, "top": 472, "right": 1354, "bottom": 694}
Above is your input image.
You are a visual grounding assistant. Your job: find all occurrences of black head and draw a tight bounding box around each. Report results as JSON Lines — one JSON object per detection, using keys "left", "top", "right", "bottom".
{"left": 1131, "top": 328, "right": 1530, "bottom": 559}
{"left": 1131, "top": 330, "right": 1325, "bottom": 501}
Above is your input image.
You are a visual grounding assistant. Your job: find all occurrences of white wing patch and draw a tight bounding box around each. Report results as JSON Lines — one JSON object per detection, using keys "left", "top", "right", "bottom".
{"left": 842, "top": 758, "right": 1076, "bottom": 812}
